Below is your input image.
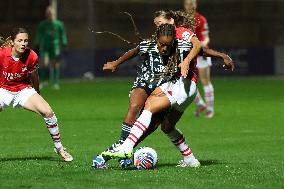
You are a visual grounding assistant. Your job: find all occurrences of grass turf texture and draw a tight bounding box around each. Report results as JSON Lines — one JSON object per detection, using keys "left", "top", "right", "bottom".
{"left": 0, "top": 78, "right": 283, "bottom": 189}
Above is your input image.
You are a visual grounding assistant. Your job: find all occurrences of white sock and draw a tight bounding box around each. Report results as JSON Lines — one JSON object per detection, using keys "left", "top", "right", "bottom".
{"left": 122, "top": 110, "right": 152, "bottom": 151}
{"left": 44, "top": 114, "right": 63, "bottom": 149}
{"left": 167, "top": 128, "right": 195, "bottom": 161}
{"left": 194, "top": 89, "right": 206, "bottom": 106}
{"left": 204, "top": 83, "right": 214, "bottom": 112}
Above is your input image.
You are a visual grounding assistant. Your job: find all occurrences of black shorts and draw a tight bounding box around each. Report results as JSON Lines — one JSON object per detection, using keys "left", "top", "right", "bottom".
{"left": 131, "top": 77, "right": 157, "bottom": 95}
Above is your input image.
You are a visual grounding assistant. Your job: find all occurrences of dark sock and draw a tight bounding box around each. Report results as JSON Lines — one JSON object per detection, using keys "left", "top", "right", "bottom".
{"left": 120, "top": 122, "right": 132, "bottom": 141}
{"left": 102, "top": 122, "right": 133, "bottom": 162}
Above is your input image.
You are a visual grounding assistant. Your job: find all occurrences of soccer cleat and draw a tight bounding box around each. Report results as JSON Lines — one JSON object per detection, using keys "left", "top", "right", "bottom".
{"left": 106, "top": 140, "right": 124, "bottom": 152}
{"left": 119, "top": 158, "right": 133, "bottom": 169}
{"left": 176, "top": 159, "right": 201, "bottom": 168}
{"left": 194, "top": 105, "right": 206, "bottom": 117}
{"left": 102, "top": 149, "right": 133, "bottom": 159}
{"left": 54, "top": 147, "right": 73, "bottom": 162}
{"left": 205, "top": 111, "right": 214, "bottom": 118}
{"left": 92, "top": 155, "right": 107, "bottom": 169}
{"left": 100, "top": 140, "right": 125, "bottom": 161}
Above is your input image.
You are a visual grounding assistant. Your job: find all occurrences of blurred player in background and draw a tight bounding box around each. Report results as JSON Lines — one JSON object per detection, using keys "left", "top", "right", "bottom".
{"left": 184, "top": 0, "right": 215, "bottom": 118}
{"left": 36, "top": 6, "right": 67, "bottom": 90}
{"left": 0, "top": 28, "right": 73, "bottom": 162}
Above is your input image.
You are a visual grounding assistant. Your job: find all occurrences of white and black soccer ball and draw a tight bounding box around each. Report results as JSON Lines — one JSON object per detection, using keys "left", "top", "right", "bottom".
{"left": 134, "top": 146, "right": 158, "bottom": 170}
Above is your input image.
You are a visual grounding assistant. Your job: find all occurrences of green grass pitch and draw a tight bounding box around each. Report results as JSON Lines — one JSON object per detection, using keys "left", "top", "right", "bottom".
{"left": 0, "top": 78, "right": 283, "bottom": 189}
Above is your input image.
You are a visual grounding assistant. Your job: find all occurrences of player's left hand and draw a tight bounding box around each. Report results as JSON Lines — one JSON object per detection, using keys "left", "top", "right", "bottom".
{"left": 103, "top": 61, "right": 118, "bottom": 72}
{"left": 223, "top": 55, "right": 235, "bottom": 71}
{"left": 178, "top": 61, "right": 190, "bottom": 78}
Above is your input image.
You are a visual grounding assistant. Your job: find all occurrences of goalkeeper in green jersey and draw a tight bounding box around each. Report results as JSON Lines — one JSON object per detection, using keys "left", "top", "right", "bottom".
{"left": 36, "top": 6, "right": 67, "bottom": 90}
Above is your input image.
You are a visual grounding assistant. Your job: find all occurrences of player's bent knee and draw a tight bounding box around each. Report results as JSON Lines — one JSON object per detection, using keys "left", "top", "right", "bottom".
{"left": 44, "top": 113, "right": 58, "bottom": 125}
{"left": 41, "top": 108, "right": 54, "bottom": 118}
{"left": 129, "top": 103, "right": 143, "bottom": 114}
{"left": 144, "top": 97, "right": 157, "bottom": 111}
{"left": 144, "top": 101, "right": 154, "bottom": 112}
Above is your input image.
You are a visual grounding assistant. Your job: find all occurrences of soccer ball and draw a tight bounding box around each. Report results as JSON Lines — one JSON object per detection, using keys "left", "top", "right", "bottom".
{"left": 133, "top": 146, "right": 158, "bottom": 170}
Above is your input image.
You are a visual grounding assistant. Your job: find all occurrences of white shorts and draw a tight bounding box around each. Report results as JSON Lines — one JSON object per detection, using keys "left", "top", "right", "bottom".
{"left": 196, "top": 56, "right": 212, "bottom": 69}
{"left": 159, "top": 77, "right": 197, "bottom": 112}
{"left": 0, "top": 87, "right": 37, "bottom": 110}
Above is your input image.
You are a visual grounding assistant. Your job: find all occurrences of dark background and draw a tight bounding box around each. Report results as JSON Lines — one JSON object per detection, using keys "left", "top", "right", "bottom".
{"left": 1, "top": 0, "right": 284, "bottom": 77}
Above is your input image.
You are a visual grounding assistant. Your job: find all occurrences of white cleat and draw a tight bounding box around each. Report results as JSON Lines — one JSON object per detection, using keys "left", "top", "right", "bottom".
{"left": 176, "top": 159, "right": 201, "bottom": 168}
{"left": 54, "top": 147, "right": 73, "bottom": 162}
{"left": 205, "top": 111, "right": 214, "bottom": 119}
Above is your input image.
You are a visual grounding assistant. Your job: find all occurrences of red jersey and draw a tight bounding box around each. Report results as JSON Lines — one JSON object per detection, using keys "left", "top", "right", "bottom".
{"left": 175, "top": 27, "right": 197, "bottom": 83}
{"left": 194, "top": 12, "right": 209, "bottom": 45}
{"left": 0, "top": 47, "right": 38, "bottom": 92}
{"left": 176, "top": 26, "right": 195, "bottom": 41}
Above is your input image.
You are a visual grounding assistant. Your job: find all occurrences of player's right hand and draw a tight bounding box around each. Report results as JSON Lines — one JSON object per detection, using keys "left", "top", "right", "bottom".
{"left": 178, "top": 61, "right": 190, "bottom": 78}
{"left": 222, "top": 55, "right": 235, "bottom": 71}
{"left": 103, "top": 61, "right": 118, "bottom": 72}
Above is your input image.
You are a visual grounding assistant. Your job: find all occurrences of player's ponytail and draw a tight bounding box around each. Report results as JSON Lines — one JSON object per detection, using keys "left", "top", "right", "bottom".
{"left": 90, "top": 12, "right": 145, "bottom": 45}
{"left": 0, "top": 36, "right": 13, "bottom": 48}
{"left": 173, "top": 10, "right": 196, "bottom": 32}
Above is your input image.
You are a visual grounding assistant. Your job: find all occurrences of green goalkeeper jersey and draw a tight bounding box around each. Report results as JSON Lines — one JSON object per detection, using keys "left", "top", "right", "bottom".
{"left": 36, "top": 19, "right": 67, "bottom": 54}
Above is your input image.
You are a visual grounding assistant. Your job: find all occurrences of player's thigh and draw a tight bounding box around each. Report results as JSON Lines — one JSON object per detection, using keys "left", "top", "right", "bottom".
{"left": 23, "top": 93, "right": 53, "bottom": 117}
{"left": 144, "top": 88, "right": 171, "bottom": 113}
{"left": 198, "top": 67, "right": 210, "bottom": 85}
{"left": 161, "top": 108, "right": 183, "bottom": 133}
{"left": 129, "top": 88, "right": 149, "bottom": 109}
{"left": 0, "top": 88, "right": 14, "bottom": 112}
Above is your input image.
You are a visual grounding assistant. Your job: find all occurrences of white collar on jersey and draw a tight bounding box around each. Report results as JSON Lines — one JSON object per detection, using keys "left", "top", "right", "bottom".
{"left": 11, "top": 56, "right": 20, "bottom": 61}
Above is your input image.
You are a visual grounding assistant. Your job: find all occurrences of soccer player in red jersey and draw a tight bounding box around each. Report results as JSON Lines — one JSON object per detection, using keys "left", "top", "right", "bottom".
{"left": 0, "top": 28, "right": 73, "bottom": 162}
{"left": 184, "top": 0, "right": 215, "bottom": 118}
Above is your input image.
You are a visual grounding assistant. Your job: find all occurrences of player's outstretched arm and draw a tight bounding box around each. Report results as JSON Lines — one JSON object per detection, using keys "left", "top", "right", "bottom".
{"left": 201, "top": 48, "right": 235, "bottom": 71}
{"left": 30, "top": 69, "right": 40, "bottom": 94}
{"left": 179, "top": 36, "right": 202, "bottom": 77}
{"left": 103, "top": 47, "right": 139, "bottom": 72}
